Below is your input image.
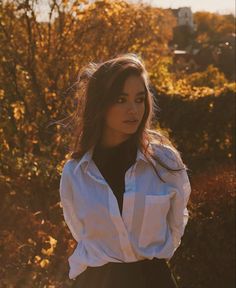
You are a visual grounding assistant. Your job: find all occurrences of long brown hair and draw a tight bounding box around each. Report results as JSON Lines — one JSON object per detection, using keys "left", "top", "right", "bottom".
{"left": 62, "top": 53, "right": 186, "bottom": 181}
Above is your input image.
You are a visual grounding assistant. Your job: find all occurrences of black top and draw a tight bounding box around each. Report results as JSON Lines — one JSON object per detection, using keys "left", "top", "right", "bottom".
{"left": 92, "top": 137, "right": 137, "bottom": 214}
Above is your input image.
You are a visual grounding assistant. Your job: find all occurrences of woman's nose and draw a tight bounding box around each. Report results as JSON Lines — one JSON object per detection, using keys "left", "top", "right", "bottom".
{"left": 127, "top": 102, "right": 137, "bottom": 114}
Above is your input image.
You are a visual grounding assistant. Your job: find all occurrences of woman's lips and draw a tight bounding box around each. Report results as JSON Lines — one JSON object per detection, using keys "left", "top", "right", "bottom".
{"left": 123, "top": 120, "right": 139, "bottom": 125}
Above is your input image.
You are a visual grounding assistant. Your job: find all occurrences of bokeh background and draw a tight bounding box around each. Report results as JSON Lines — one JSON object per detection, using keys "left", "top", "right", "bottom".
{"left": 0, "top": 0, "right": 235, "bottom": 287}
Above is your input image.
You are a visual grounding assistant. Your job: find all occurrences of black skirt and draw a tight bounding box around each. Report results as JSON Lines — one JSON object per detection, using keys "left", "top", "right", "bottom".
{"left": 71, "top": 258, "right": 179, "bottom": 288}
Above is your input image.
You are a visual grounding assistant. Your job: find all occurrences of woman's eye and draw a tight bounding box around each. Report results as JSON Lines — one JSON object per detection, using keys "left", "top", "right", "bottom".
{"left": 115, "top": 96, "right": 145, "bottom": 104}
{"left": 116, "top": 97, "right": 125, "bottom": 103}
{"left": 136, "top": 97, "right": 145, "bottom": 103}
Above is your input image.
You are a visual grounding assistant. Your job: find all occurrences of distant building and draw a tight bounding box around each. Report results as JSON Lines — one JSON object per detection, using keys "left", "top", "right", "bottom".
{"left": 169, "top": 7, "right": 196, "bottom": 49}
{"left": 172, "top": 7, "right": 194, "bottom": 30}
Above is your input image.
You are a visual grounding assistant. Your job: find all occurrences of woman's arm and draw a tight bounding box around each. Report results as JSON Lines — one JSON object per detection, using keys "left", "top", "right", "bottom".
{"left": 167, "top": 167, "right": 191, "bottom": 252}
{"left": 59, "top": 162, "right": 82, "bottom": 242}
{"left": 154, "top": 144, "right": 191, "bottom": 253}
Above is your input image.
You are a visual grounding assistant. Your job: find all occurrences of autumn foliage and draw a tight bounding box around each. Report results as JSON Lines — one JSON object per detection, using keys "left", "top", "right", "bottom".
{"left": 0, "top": 0, "right": 235, "bottom": 287}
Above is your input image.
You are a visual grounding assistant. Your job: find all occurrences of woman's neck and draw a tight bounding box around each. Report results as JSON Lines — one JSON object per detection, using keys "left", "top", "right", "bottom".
{"left": 99, "top": 137, "right": 130, "bottom": 148}
{"left": 100, "top": 131, "right": 131, "bottom": 148}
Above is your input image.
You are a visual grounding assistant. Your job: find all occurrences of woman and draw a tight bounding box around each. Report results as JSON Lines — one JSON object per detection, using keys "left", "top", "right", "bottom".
{"left": 59, "top": 53, "right": 191, "bottom": 287}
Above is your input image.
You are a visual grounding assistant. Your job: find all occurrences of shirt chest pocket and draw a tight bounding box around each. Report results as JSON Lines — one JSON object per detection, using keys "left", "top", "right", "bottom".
{"left": 138, "top": 194, "right": 171, "bottom": 248}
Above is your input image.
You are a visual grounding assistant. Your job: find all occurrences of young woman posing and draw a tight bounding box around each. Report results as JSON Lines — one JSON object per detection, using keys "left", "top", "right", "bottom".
{"left": 59, "top": 53, "right": 191, "bottom": 288}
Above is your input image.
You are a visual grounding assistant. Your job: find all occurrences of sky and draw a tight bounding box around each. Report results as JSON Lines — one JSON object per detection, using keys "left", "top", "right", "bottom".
{"left": 36, "top": 0, "right": 235, "bottom": 22}
{"left": 140, "top": 0, "right": 235, "bottom": 14}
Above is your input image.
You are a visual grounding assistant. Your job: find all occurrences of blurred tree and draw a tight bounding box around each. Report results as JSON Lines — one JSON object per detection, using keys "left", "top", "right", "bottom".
{"left": 186, "top": 65, "right": 227, "bottom": 88}
{"left": 193, "top": 12, "right": 235, "bottom": 79}
{"left": 194, "top": 12, "right": 235, "bottom": 44}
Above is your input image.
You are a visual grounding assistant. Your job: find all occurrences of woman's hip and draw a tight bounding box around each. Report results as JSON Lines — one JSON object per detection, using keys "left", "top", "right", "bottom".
{"left": 71, "top": 258, "right": 178, "bottom": 288}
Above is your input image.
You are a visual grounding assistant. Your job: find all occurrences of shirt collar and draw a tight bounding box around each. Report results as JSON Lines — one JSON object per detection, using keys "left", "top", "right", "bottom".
{"left": 73, "top": 147, "right": 94, "bottom": 175}
{"left": 73, "top": 146, "right": 151, "bottom": 175}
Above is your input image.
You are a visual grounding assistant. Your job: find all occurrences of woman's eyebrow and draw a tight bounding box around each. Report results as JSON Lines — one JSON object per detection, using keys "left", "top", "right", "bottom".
{"left": 120, "top": 91, "right": 146, "bottom": 96}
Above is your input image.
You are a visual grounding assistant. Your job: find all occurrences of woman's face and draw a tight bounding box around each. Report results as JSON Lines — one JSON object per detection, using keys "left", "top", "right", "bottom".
{"left": 101, "top": 75, "right": 146, "bottom": 147}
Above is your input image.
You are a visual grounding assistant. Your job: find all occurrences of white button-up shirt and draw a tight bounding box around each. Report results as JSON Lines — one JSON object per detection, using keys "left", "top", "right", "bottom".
{"left": 59, "top": 143, "right": 191, "bottom": 280}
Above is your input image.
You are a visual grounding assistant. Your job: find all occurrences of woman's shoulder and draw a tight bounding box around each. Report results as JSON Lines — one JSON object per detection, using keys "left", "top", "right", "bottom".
{"left": 61, "top": 158, "right": 80, "bottom": 175}
{"left": 149, "top": 141, "right": 186, "bottom": 170}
